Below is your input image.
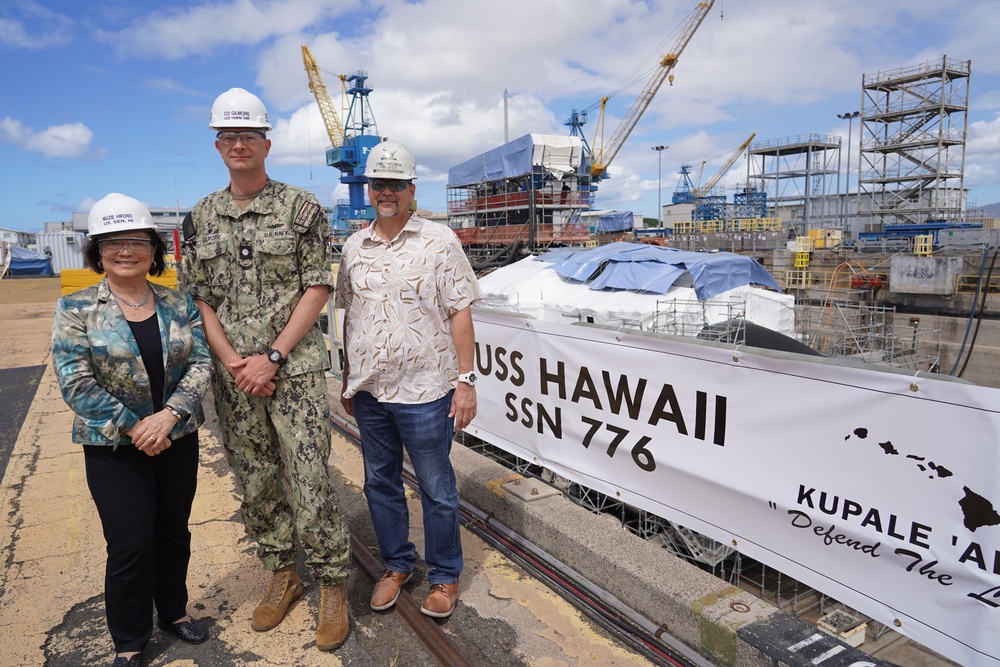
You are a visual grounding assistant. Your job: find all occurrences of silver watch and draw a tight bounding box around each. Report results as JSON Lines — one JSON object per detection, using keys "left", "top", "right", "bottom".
{"left": 457, "top": 372, "right": 478, "bottom": 386}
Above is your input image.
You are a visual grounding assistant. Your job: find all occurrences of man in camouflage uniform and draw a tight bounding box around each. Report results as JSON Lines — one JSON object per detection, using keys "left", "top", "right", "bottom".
{"left": 182, "top": 87, "right": 350, "bottom": 651}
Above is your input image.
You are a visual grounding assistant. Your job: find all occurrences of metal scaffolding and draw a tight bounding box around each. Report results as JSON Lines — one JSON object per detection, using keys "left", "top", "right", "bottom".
{"left": 795, "top": 300, "right": 942, "bottom": 372}
{"left": 748, "top": 134, "right": 842, "bottom": 233}
{"left": 857, "top": 56, "right": 971, "bottom": 229}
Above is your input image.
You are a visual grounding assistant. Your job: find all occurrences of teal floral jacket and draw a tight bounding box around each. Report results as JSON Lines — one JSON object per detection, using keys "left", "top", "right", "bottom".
{"left": 52, "top": 278, "right": 212, "bottom": 448}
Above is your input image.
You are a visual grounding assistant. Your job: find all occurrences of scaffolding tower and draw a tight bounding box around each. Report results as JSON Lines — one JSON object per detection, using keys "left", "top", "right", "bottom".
{"left": 857, "top": 56, "right": 971, "bottom": 229}
{"left": 748, "top": 134, "right": 841, "bottom": 233}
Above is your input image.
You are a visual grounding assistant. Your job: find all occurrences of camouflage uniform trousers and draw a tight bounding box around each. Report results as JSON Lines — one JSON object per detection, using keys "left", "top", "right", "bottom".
{"left": 214, "top": 369, "right": 350, "bottom": 585}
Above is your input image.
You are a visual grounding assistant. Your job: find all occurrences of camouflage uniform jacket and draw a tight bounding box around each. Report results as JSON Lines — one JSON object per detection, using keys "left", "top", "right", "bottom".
{"left": 183, "top": 179, "right": 333, "bottom": 381}
{"left": 52, "top": 278, "right": 212, "bottom": 448}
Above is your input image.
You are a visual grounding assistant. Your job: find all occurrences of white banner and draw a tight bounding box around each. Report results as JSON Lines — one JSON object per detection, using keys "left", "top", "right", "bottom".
{"left": 467, "top": 311, "right": 1000, "bottom": 667}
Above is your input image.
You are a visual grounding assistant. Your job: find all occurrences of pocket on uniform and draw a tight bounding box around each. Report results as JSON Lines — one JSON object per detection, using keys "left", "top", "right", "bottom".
{"left": 256, "top": 234, "right": 297, "bottom": 283}
{"left": 194, "top": 237, "right": 231, "bottom": 290}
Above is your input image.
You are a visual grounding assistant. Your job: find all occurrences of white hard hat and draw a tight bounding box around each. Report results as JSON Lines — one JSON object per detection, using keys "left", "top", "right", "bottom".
{"left": 87, "top": 193, "right": 157, "bottom": 237}
{"left": 209, "top": 87, "right": 271, "bottom": 130}
{"left": 364, "top": 140, "right": 418, "bottom": 180}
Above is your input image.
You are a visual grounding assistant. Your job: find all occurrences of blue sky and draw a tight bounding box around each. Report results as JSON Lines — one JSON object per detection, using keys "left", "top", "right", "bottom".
{"left": 3, "top": 0, "right": 1000, "bottom": 232}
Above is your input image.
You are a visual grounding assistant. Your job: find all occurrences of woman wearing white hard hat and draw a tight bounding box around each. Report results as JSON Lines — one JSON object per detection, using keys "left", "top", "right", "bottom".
{"left": 51, "top": 194, "right": 213, "bottom": 667}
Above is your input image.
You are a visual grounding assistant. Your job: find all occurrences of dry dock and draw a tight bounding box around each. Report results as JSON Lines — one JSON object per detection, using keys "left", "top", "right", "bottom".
{"left": 0, "top": 277, "right": 960, "bottom": 666}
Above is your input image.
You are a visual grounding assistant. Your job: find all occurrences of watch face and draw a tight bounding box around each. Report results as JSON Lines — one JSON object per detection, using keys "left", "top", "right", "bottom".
{"left": 268, "top": 350, "right": 282, "bottom": 363}
{"left": 469, "top": 373, "right": 478, "bottom": 383}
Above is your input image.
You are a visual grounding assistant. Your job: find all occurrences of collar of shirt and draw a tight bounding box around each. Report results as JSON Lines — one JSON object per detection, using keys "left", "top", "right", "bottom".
{"left": 211, "top": 179, "right": 274, "bottom": 217}
{"left": 363, "top": 213, "right": 421, "bottom": 246}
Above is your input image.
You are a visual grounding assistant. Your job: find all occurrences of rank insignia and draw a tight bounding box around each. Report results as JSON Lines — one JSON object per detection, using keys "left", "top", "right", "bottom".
{"left": 239, "top": 244, "right": 253, "bottom": 260}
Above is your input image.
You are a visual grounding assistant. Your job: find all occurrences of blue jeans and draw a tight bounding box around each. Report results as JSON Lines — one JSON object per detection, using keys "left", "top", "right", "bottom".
{"left": 352, "top": 390, "right": 463, "bottom": 583}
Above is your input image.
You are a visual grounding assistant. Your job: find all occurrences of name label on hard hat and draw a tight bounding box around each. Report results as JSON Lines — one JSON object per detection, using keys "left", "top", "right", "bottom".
{"left": 101, "top": 213, "right": 134, "bottom": 226}
{"left": 223, "top": 110, "right": 252, "bottom": 121}
{"left": 378, "top": 162, "right": 405, "bottom": 175}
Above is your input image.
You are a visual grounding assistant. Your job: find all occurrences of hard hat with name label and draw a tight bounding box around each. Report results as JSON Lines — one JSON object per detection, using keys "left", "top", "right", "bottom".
{"left": 364, "top": 140, "right": 418, "bottom": 180}
{"left": 87, "top": 193, "right": 158, "bottom": 237}
{"left": 209, "top": 87, "right": 271, "bottom": 130}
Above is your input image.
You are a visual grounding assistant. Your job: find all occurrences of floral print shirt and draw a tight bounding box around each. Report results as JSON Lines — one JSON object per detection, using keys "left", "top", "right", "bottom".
{"left": 336, "top": 214, "right": 483, "bottom": 403}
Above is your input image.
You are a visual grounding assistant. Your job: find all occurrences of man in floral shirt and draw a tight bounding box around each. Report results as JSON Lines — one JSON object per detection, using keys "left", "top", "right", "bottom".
{"left": 337, "top": 140, "right": 483, "bottom": 618}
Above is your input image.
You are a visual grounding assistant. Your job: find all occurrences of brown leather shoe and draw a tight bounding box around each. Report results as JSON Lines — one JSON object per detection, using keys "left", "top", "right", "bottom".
{"left": 420, "top": 582, "right": 460, "bottom": 618}
{"left": 251, "top": 565, "right": 303, "bottom": 632}
{"left": 316, "top": 584, "right": 349, "bottom": 651}
{"left": 370, "top": 569, "right": 413, "bottom": 611}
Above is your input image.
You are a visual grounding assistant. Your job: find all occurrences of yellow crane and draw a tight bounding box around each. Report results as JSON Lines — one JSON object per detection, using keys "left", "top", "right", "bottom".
{"left": 588, "top": 0, "right": 716, "bottom": 178}
{"left": 301, "top": 44, "right": 345, "bottom": 148}
{"left": 694, "top": 132, "right": 756, "bottom": 197}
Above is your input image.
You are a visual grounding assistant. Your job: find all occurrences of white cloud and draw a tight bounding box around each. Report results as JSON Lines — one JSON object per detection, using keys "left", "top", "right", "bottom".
{"left": 81, "top": 0, "right": 1000, "bottom": 214}
{"left": 96, "top": 0, "right": 359, "bottom": 59}
{"left": 965, "top": 113, "right": 1000, "bottom": 200}
{"left": 0, "top": 117, "right": 93, "bottom": 158}
{"left": 0, "top": 1, "right": 73, "bottom": 49}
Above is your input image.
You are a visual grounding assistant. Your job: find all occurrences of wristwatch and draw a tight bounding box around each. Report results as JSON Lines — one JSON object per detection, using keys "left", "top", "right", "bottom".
{"left": 266, "top": 347, "right": 287, "bottom": 366}
{"left": 457, "top": 372, "right": 478, "bottom": 386}
{"left": 165, "top": 405, "right": 182, "bottom": 420}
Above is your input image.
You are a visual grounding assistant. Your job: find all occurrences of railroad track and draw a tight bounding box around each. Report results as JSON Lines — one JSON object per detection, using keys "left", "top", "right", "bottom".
{"left": 332, "top": 414, "right": 707, "bottom": 667}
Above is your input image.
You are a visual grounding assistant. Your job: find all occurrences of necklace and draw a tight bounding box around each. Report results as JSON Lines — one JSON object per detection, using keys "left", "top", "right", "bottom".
{"left": 110, "top": 284, "right": 151, "bottom": 310}
{"left": 232, "top": 184, "right": 266, "bottom": 201}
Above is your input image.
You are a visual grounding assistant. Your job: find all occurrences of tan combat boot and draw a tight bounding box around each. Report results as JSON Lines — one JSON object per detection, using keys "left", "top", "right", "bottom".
{"left": 316, "top": 584, "right": 349, "bottom": 651}
{"left": 251, "top": 565, "right": 304, "bottom": 631}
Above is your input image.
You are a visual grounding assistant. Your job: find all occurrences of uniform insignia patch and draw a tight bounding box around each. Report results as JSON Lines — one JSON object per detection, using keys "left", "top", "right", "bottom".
{"left": 293, "top": 200, "right": 322, "bottom": 233}
{"left": 239, "top": 244, "right": 253, "bottom": 260}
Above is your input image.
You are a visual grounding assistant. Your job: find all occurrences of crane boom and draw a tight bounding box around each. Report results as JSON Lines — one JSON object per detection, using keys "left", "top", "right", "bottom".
{"left": 301, "top": 44, "right": 345, "bottom": 148}
{"left": 697, "top": 132, "right": 756, "bottom": 196}
{"left": 590, "top": 0, "right": 715, "bottom": 178}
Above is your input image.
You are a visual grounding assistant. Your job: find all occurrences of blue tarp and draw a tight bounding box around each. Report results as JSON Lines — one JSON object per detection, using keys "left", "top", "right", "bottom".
{"left": 448, "top": 134, "right": 582, "bottom": 187}
{"left": 8, "top": 245, "right": 54, "bottom": 276}
{"left": 539, "top": 242, "right": 781, "bottom": 300}
{"left": 597, "top": 211, "right": 634, "bottom": 233}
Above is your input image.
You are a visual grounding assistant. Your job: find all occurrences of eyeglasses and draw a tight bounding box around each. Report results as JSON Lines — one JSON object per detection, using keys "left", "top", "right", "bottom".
{"left": 216, "top": 131, "right": 266, "bottom": 146}
{"left": 99, "top": 238, "right": 154, "bottom": 255}
{"left": 368, "top": 179, "right": 411, "bottom": 193}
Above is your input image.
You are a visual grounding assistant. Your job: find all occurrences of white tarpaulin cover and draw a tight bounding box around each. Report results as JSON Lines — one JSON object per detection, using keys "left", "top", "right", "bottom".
{"left": 467, "top": 311, "right": 1000, "bottom": 666}
{"left": 477, "top": 248, "right": 795, "bottom": 337}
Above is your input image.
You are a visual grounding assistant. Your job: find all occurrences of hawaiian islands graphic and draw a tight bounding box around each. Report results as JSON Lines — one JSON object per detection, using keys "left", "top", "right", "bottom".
{"left": 847, "top": 427, "right": 1000, "bottom": 532}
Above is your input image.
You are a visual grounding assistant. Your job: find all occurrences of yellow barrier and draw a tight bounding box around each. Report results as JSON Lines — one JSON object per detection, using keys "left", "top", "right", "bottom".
{"left": 60, "top": 269, "right": 178, "bottom": 296}
{"left": 914, "top": 234, "right": 934, "bottom": 257}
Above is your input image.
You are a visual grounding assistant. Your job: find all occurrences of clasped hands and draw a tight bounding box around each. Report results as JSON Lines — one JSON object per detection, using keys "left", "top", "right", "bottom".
{"left": 127, "top": 408, "right": 179, "bottom": 457}
{"left": 230, "top": 353, "right": 279, "bottom": 397}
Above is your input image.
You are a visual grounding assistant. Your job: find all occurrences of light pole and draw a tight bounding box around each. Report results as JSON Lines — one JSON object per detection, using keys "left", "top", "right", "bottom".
{"left": 837, "top": 111, "right": 859, "bottom": 228}
{"left": 652, "top": 145, "right": 668, "bottom": 226}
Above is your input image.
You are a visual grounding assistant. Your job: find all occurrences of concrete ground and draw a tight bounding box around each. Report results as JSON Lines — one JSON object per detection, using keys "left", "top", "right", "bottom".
{"left": 0, "top": 277, "right": 961, "bottom": 667}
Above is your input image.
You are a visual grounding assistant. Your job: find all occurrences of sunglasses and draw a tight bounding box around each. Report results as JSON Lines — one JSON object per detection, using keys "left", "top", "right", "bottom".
{"left": 369, "top": 179, "right": 411, "bottom": 193}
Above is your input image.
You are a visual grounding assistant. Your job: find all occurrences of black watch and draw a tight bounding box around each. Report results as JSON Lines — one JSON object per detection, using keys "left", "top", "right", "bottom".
{"left": 266, "top": 348, "right": 287, "bottom": 366}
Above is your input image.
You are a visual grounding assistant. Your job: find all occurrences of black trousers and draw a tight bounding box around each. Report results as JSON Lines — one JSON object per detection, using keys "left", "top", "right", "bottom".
{"left": 84, "top": 433, "right": 198, "bottom": 653}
